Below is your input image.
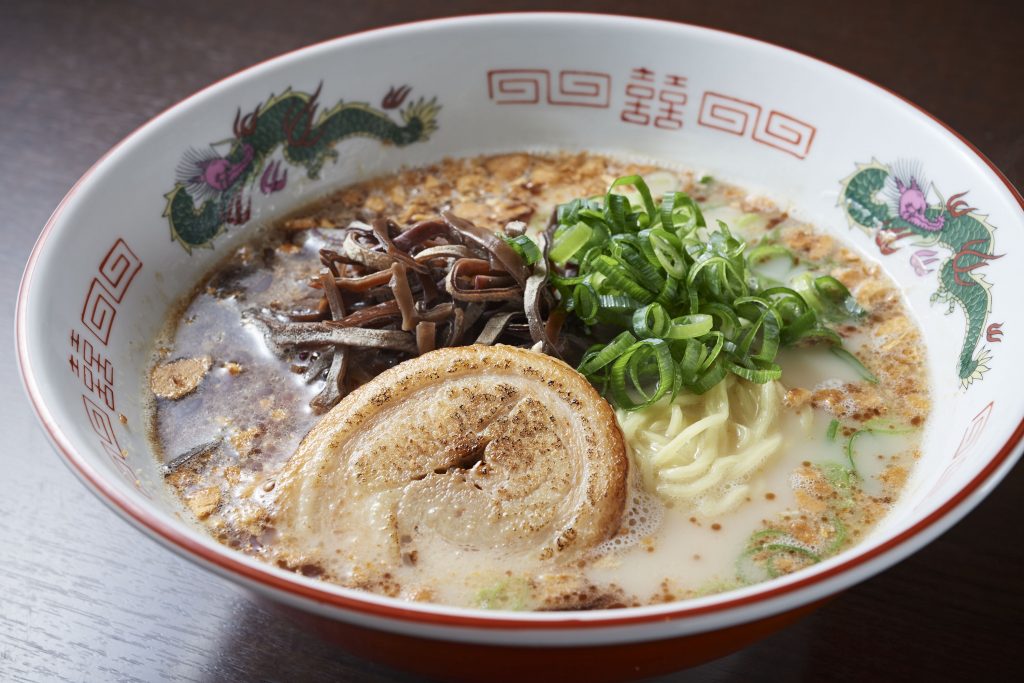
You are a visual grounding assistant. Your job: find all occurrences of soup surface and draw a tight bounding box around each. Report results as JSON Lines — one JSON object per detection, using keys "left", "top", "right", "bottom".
{"left": 149, "top": 152, "right": 928, "bottom": 609}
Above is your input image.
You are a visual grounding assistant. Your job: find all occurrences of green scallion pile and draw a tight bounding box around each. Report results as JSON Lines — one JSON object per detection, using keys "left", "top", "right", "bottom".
{"left": 518, "top": 175, "right": 870, "bottom": 410}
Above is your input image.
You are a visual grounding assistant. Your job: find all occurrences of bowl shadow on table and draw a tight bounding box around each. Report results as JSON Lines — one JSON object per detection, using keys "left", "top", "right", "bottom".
{"left": 203, "top": 592, "right": 405, "bottom": 683}
{"left": 209, "top": 594, "right": 826, "bottom": 682}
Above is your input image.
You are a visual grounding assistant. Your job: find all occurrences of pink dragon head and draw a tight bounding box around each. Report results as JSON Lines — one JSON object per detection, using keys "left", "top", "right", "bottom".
{"left": 189, "top": 143, "right": 255, "bottom": 193}
{"left": 895, "top": 176, "right": 945, "bottom": 232}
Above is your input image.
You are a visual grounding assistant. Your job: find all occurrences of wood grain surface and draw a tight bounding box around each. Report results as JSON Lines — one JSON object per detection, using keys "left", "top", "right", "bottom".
{"left": 1, "top": 1, "right": 1021, "bottom": 681}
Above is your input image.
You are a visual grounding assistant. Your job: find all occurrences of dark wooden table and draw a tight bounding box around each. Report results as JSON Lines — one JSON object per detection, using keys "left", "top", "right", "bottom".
{"left": 2, "top": 1, "right": 1021, "bottom": 681}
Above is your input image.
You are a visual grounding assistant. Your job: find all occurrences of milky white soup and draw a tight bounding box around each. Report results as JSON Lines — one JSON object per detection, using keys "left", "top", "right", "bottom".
{"left": 148, "top": 152, "right": 927, "bottom": 609}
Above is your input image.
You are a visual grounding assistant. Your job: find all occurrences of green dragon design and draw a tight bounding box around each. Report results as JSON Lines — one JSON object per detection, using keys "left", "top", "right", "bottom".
{"left": 839, "top": 160, "right": 1002, "bottom": 388}
{"left": 164, "top": 83, "right": 440, "bottom": 252}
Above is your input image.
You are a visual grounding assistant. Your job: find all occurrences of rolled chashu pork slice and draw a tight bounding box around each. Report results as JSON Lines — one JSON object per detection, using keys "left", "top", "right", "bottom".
{"left": 269, "top": 344, "right": 627, "bottom": 601}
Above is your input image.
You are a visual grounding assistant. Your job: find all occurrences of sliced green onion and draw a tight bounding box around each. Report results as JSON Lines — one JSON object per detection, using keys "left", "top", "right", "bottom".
{"left": 827, "top": 419, "right": 840, "bottom": 441}
{"left": 665, "top": 192, "right": 706, "bottom": 231}
{"left": 658, "top": 191, "right": 680, "bottom": 232}
{"left": 689, "top": 357, "right": 729, "bottom": 394}
{"left": 608, "top": 338, "right": 675, "bottom": 410}
{"left": 701, "top": 302, "right": 742, "bottom": 339}
{"left": 735, "top": 212, "right": 767, "bottom": 231}
{"left": 591, "top": 255, "right": 657, "bottom": 303}
{"left": 823, "top": 514, "right": 847, "bottom": 555}
{"left": 549, "top": 273, "right": 587, "bottom": 288}
{"left": 608, "top": 175, "right": 657, "bottom": 222}
{"left": 676, "top": 338, "right": 704, "bottom": 383}
{"left": 815, "top": 275, "right": 866, "bottom": 319}
{"left": 763, "top": 544, "right": 822, "bottom": 577}
{"left": 572, "top": 283, "right": 599, "bottom": 325}
{"left": 734, "top": 297, "right": 781, "bottom": 361}
{"left": 738, "top": 530, "right": 824, "bottom": 581}
{"left": 605, "top": 192, "right": 629, "bottom": 231}
{"left": 578, "top": 331, "right": 636, "bottom": 374}
{"left": 616, "top": 241, "right": 666, "bottom": 293}
{"left": 793, "top": 273, "right": 865, "bottom": 322}
{"left": 654, "top": 271, "right": 680, "bottom": 309}
{"left": 746, "top": 529, "right": 792, "bottom": 546}
{"left": 647, "top": 228, "right": 687, "bottom": 278}
{"left": 790, "top": 325, "right": 843, "bottom": 346}
{"left": 632, "top": 303, "right": 671, "bottom": 339}
{"left": 550, "top": 173, "right": 871, "bottom": 404}
{"left": 726, "top": 358, "right": 782, "bottom": 383}
{"left": 667, "top": 314, "right": 713, "bottom": 339}
{"left": 698, "top": 332, "right": 725, "bottom": 371}
{"left": 501, "top": 234, "right": 541, "bottom": 266}
{"left": 748, "top": 244, "right": 794, "bottom": 265}
{"left": 844, "top": 429, "right": 867, "bottom": 475}
{"left": 820, "top": 461, "right": 855, "bottom": 495}
{"left": 830, "top": 346, "right": 879, "bottom": 384}
{"left": 845, "top": 419, "right": 917, "bottom": 476}
{"left": 748, "top": 244, "right": 796, "bottom": 285}
{"left": 597, "top": 294, "right": 641, "bottom": 312}
{"left": 549, "top": 222, "right": 592, "bottom": 264}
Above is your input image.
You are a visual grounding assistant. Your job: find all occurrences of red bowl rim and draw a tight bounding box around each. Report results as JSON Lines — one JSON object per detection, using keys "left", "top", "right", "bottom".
{"left": 15, "top": 12, "right": 1024, "bottom": 632}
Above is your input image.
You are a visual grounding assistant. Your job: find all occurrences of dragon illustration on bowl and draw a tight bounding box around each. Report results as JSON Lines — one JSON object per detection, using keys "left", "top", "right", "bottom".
{"left": 164, "top": 83, "right": 440, "bottom": 253}
{"left": 840, "top": 159, "right": 1002, "bottom": 388}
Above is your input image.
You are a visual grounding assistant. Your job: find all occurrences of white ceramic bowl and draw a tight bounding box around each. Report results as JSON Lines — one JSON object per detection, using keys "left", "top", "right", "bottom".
{"left": 17, "top": 13, "right": 1024, "bottom": 681}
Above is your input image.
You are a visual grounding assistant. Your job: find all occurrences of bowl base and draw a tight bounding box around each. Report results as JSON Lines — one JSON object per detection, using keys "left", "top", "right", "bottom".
{"left": 271, "top": 599, "right": 826, "bottom": 682}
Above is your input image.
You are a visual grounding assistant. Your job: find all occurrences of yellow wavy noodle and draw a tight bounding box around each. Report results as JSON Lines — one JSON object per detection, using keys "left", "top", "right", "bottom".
{"left": 617, "top": 376, "right": 784, "bottom": 516}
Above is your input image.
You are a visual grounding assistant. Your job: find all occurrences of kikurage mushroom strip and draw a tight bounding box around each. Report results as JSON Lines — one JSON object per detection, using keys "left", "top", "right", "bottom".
{"left": 249, "top": 212, "right": 559, "bottom": 412}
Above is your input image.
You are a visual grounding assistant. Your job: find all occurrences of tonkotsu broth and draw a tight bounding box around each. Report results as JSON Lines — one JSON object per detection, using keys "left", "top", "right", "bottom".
{"left": 148, "top": 152, "right": 927, "bottom": 609}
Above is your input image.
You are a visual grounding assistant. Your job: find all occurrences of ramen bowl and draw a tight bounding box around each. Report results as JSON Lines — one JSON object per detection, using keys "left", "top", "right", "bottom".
{"left": 16, "top": 13, "right": 1024, "bottom": 682}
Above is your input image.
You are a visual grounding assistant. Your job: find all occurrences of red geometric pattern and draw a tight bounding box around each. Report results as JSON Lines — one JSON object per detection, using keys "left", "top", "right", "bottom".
{"left": 487, "top": 69, "right": 611, "bottom": 108}
{"left": 81, "top": 279, "right": 118, "bottom": 345}
{"left": 550, "top": 70, "right": 611, "bottom": 108}
{"left": 82, "top": 394, "right": 120, "bottom": 452}
{"left": 71, "top": 238, "right": 147, "bottom": 493}
{"left": 620, "top": 67, "right": 655, "bottom": 125}
{"left": 78, "top": 237, "right": 142, "bottom": 346}
{"left": 70, "top": 328, "right": 116, "bottom": 410}
{"left": 619, "top": 68, "right": 689, "bottom": 130}
{"left": 83, "top": 394, "right": 152, "bottom": 499}
{"left": 953, "top": 401, "right": 994, "bottom": 459}
{"left": 752, "top": 110, "right": 816, "bottom": 159}
{"left": 488, "top": 69, "right": 546, "bottom": 104}
{"left": 917, "top": 401, "right": 996, "bottom": 511}
{"left": 655, "top": 74, "right": 688, "bottom": 130}
{"left": 697, "top": 92, "right": 760, "bottom": 136}
{"left": 698, "top": 91, "right": 816, "bottom": 159}
{"left": 98, "top": 238, "right": 142, "bottom": 302}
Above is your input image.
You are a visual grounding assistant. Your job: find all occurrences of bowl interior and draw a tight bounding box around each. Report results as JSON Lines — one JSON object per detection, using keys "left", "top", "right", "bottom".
{"left": 19, "top": 14, "right": 1024, "bottom": 624}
